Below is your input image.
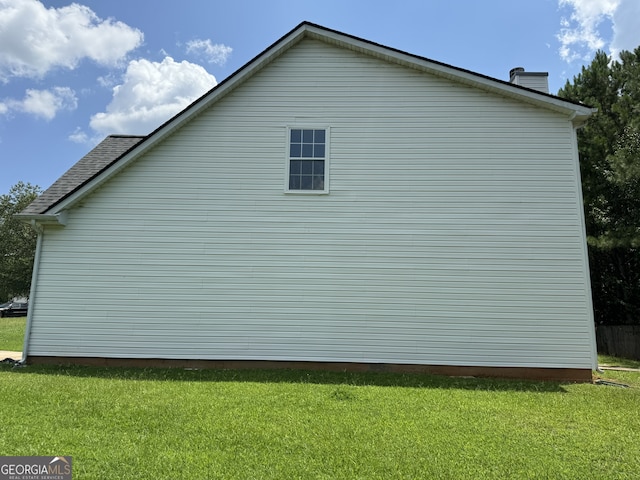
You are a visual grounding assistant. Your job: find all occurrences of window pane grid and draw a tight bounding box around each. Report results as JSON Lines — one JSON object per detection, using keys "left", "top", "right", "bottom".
{"left": 289, "top": 129, "right": 326, "bottom": 158}
{"left": 289, "top": 129, "right": 326, "bottom": 191}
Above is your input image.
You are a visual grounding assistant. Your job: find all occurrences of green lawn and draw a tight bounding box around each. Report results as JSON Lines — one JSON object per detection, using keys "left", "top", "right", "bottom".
{"left": 1, "top": 317, "right": 639, "bottom": 478}
{"left": 0, "top": 364, "right": 638, "bottom": 479}
{"left": 599, "top": 354, "right": 640, "bottom": 369}
{"left": 0, "top": 315, "right": 26, "bottom": 352}
{"left": 596, "top": 355, "right": 640, "bottom": 386}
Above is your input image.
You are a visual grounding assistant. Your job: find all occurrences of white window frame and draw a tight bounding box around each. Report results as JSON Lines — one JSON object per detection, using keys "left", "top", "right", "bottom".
{"left": 284, "top": 126, "right": 330, "bottom": 194}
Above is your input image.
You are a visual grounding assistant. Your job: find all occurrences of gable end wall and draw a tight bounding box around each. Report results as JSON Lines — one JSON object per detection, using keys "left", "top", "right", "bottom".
{"left": 27, "top": 39, "right": 595, "bottom": 370}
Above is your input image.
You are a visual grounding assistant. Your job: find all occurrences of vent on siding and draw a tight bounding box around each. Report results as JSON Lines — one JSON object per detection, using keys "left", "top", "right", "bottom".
{"left": 509, "top": 67, "right": 549, "bottom": 94}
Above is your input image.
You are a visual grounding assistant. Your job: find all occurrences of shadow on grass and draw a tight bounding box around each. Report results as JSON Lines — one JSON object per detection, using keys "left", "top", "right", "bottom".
{"left": 0, "top": 363, "right": 569, "bottom": 393}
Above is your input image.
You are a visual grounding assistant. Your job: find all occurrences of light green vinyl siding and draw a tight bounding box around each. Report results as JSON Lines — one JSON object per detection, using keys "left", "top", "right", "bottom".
{"left": 28, "top": 39, "right": 595, "bottom": 368}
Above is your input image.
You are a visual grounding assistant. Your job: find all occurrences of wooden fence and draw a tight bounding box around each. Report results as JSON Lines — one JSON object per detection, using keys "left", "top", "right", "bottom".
{"left": 596, "top": 325, "right": 640, "bottom": 361}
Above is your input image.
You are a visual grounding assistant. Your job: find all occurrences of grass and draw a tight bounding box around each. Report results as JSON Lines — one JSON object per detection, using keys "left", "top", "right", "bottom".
{"left": 596, "top": 354, "right": 640, "bottom": 387}
{"left": 1, "top": 317, "right": 639, "bottom": 478}
{"left": 0, "top": 315, "right": 26, "bottom": 352}
{"left": 0, "top": 364, "right": 638, "bottom": 479}
{"left": 599, "top": 354, "right": 640, "bottom": 369}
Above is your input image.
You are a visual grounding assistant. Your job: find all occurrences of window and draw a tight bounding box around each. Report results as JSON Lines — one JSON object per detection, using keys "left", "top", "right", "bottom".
{"left": 286, "top": 128, "right": 329, "bottom": 193}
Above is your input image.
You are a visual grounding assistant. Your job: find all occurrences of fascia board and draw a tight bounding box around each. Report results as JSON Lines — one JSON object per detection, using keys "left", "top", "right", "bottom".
{"left": 15, "top": 212, "right": 67, "bottom": 226}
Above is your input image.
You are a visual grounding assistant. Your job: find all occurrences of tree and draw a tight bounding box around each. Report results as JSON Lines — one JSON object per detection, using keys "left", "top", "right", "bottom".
{"left": 559, "top": 47, "right": 640, "bottom": 247}
{"left": 0, "top": 182, "right": 41, "bottom": 302}
{"left": 558, "top": 47, "right": 640, "bottom": 325}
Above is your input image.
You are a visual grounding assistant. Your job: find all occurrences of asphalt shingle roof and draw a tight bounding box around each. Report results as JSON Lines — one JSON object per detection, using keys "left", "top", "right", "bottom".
{"left": 22, "top": 135, "right": 145, "bottom": 215}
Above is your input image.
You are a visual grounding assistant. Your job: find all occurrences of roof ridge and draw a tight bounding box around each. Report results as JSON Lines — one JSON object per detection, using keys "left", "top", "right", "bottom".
{"left": 108, "top": 134, "right": 147, "bottom": 139}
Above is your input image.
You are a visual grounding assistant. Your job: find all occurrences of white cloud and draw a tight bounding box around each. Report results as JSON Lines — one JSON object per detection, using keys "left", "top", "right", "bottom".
{"left": 68, "top": 127, "right": 89, "bottom": 144}
{"left": 2, "top": 87, "right": 77, "bottom": 120}
{"left": 0, "top": 0, "right": 143, "bottom": 81}
{"left": 557, "top": 0, "right": 640, "bottom": 62}
{"left": 89, "top": 56, "right": 217, "bottom": 136}
{"left": 21, "top": 87, "right": 77, "bottom": 119}
{"left": 610, "top": 0, "right": 640, "bottom": 58}
{"left": 186, "top": 39, "right": 232, "bottom": 65}
{"left": 557, "top": 0, "right": 618, "bottom": 62}
{"left": 97, "top": 73, "right": 119, "bottom": 88}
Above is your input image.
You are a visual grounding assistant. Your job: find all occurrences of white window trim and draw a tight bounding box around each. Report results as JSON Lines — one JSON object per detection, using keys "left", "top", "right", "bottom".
{"left": 284, "top": 126, "right": 330, "bottom": 195}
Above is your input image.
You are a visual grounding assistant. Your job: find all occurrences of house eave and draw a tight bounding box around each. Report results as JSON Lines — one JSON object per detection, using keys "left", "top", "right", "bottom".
{"left": 15, "top": 212, "right": 68, "bottom": 226}
{"left": 570, "top": 109, "right": 598, "bottom": 128}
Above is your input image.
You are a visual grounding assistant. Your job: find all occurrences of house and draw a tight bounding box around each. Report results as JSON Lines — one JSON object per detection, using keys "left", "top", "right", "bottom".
{"left": 18, "top": 22, "right": 597, "bottom": 381}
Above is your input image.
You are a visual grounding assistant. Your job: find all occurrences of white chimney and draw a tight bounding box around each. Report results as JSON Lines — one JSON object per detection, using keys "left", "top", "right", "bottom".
{"left": 509, "top": 67, "right": 549, "bottom": 94}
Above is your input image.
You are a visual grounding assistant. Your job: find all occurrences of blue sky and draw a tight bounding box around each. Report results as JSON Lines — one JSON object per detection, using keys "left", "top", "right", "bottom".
{"left": 1, "top": 0, "right": 639, "bottom": 195}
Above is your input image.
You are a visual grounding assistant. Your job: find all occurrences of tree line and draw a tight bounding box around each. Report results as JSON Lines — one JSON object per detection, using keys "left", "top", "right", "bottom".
{"left": 0, "top": 181, "right": 40, "bottom": 302}
{"left": 558, "top": 46, "right": 640, "bottom": 325}
{"left": 1, "top": 47, "right": 639, "bottom": 325}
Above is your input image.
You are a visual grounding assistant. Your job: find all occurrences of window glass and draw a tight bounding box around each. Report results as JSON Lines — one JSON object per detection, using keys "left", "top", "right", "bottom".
{"left": 301, "top": 176, "right": 313, "bottom": 189}
{"left": 301, "top": 161, "right": 313, "bottom": 174}
{"left": 290, "top": 144, "right": 301, "bottom": 157}
{"left": 288, "top": 128, "right": 327, "bottom": 192}
{"left": 301, "top": 144, "right": 313, "bottom": 157}
{"left": 302, "top": 130, "right": 314, "bottom": 143}
{"left": 290, "top": 160, "right": 301, "bottom": 174}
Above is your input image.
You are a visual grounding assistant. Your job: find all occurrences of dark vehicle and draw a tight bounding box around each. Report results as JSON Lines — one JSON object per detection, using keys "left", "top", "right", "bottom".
{"left": 0, "top": 302, "right": 28, "bottom": 318}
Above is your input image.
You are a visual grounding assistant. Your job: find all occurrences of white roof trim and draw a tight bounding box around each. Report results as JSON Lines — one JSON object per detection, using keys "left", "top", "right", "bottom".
{"left": 48, "top": 22, "right": 594, "bottom": 214}
{"left": 15, "top": 212, "right": 67, "bottom": 226}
